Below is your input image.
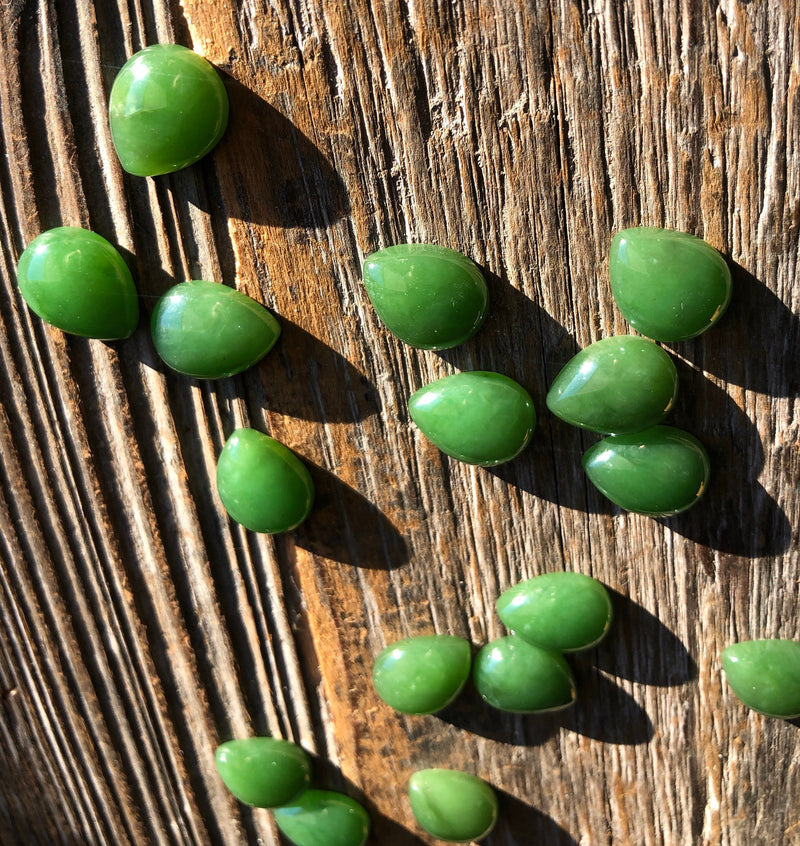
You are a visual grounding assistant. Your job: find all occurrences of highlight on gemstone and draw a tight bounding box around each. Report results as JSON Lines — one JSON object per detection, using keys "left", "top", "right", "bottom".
{"left": 273, "top": 789, "right": 370, "bottom": 846}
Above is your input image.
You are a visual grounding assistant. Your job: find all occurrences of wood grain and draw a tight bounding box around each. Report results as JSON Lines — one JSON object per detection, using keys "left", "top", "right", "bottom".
{"left": 0, "top": 0, "right": 799, "bottom": 843}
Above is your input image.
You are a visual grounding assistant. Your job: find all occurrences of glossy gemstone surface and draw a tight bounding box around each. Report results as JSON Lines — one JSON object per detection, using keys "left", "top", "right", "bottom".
{"left": 473, "top": 636, "right": 576, "bottom": 713}
{"left": 372, "top": 635, "right": 471, "bottom": 715}
{"left": 609, "top": 227, "right": 732, "bottom": 342}
{"left": 497, "top": 572, "right": 613, "bottom": 652}
{"left": 408, "top": 769, "right": 498, "bottom": 843}
{"left": 362, "top": 244, "right": 488, "bottom": 349}
{"left": 546, "top": 335, "right": 678, "bottom": 434}
{"left": 216, "top": 429, "right": 314, "bottom": 534}
{"left": 214, "top": 737, "right": 311, "bottom": 808}
{"left": 722, "top": 640, "right": 800, "bottom": 719}
{"left": 16, "top": 227, "right": 138, "bottom": 339}
{"left": 273, "top": 790, "right": 370, "bottom": 846}
{"left": 109, "top": 44, "right": 229, "bottom": 176}
{"left": 408, "top": 371, "right": 536, "bottom": 466}
{"left": 583, "top": 425, "right": 710, "bottom": 516}
{"left": 151, "top": 281, "right": 280, "bottom": 379}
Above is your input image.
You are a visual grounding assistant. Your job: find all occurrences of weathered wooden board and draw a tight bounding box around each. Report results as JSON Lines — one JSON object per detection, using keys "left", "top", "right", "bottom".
{"left": 0, "top": 0, "right": 798, "bottom": 843}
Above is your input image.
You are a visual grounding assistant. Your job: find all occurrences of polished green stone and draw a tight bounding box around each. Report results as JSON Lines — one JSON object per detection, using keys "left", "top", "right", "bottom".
{"left": 473, "top": 636, "right": 576, "bottom": 713}
{"left": 722, "top": 640, "right": 800, "bottom": 719}
{"left": 216, "top": 429, "right": 314, "bottom": 534}
{"left": 16, "top": 227, "right": 138, "bottom": 339}
{"left": 214, "top": 737, "right": 311, "bottom": 808}
{"left": 109, "top": 44, "right": 229, "bottom": 177}
{"left": 497, "top": 572, "right": 613, "bottom": 652}
{"left": 583, "top": 425, "right": 710, "bottom": 516}
{"left": 372, "top": 635, "right": 471, "bottom": 715}
{"left": 362, "top": 244, "right": 488, "bottom": 349}
{"left": 151, "top": 281, "right": 280, "bottom": 379}
{"left": 408, "top": 769, "right": 498, "bottom": 842}
{"left": 546, "top": 335, "right": 678, "bottom": 434}
{"left": 408, "top": 371, "right": 536, "bottom": 466}
{"left": 274, "top": 790, "right": 370, "bottom": 846}
{"left": 609, "top": 227, "right": 732, "bottom": 342}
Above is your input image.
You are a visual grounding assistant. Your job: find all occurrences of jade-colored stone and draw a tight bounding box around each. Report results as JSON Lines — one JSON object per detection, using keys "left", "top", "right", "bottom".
{"left": 473, "top": 636, "right": 576, "bottom": 713}
{"left": 408, "top": 769, "right": 498, "bottom": 842}
{"left": 216, "top": 429, "right": 314, "bottom": 533}
{"left": 609, "top": 227, "right": 732, "bottom": 342}
{"left": 109, "top": 44, "right": 229, "bottom": 176}
{"left": 16, "top": 227, "right": 138, "bottom": 339}
{"left": 408, "top": 371, "right": 536, "bottom": 466}
{"left": 546, "top": 335, "right": 678, "bottom": 434}
{"left": 151, "top": 281, "right": 280, "bottom": 379}
{"left": 214, "top": 737, "right": 311, "bottom": 808}
{"left": 583, "top": 425, "right": 710, "bottom": 516}
{"left": 362, "top": 244, "right": 488, "bottom": 349}
{"left": 722, "top": 640, "right": 800, "bottom": 719}
{"left": 372, "top": 635, "right": 471, "bottom": 715}
{"left": 497, "top": 572, "right": 613, "bottom": 652}
{"left": 274, "top": 790, "right": 370, "bottom": 846}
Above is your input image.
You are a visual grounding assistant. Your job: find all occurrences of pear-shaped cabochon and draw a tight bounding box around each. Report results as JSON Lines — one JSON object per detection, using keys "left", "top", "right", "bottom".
{"left": 609, "top": 227, "right": 731, "bottom": 342}
{"left": 408, "top": 371, "right": 535, "bottom": 466}
{"left": 722, "top": 639, "right": 800, "bottom": 718}
{"left": 363, "top": 244, "right": 488, "bottom": 349}
{"left": 583, "top": 425, "right": 710, "bottom": 516}
{"left": 546, "top": 335, "right": 678, "bottom": 434}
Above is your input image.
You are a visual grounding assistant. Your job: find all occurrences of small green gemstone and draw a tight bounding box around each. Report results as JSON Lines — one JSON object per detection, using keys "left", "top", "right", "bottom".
{"left": 408, "top": 371, "right": 536, "bottom": 466}
{"left": 362, "top": 244, "right": 488, "bottom": 349}
{"left": 372, "top": 635, "right": 471, "bottom": 715}
{"left": 16, "top": 227, "right": 138, "bottom": 339}
{"left": 473, "top": 636, "right": 576, "bottom": 713}
{"left": 609, "top": 227, "right": 732, "bottom": 342}
{"left": 274, "top": 790, "right": 370, "bottom": 846}
{"left": 497, "top": 573, "right": 613, "bottom": 652}
{"left": 109, "top": 44, "right": 229, "bottom": 177}
{"left": 216, "top": 429, "right": 314, "bottom": 534}
{"left": 408, "top": 769, "right": 498, "bottom": 843}
{"left": 151, "top": 281, "right": 280, "bottom": 379}
{"left": 722, "top": 640, "right": 800, "bottom": 719}
{"left": 214, "top": 737, "right": 311, "bottom": 808}
{"left": 546, "top": 335, "right": 678, "bottom": 434}
{"left": 583, "top": 425, "right": 710, "bottom": 516}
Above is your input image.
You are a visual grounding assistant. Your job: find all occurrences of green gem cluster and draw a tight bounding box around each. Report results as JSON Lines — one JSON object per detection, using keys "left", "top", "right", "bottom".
{"left": 13, "top": 33, "right": 797, "bottom": 845}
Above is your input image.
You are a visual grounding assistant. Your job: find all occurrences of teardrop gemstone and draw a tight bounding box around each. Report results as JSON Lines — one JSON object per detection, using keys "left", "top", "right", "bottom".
{"left": 408, "top": 371, "right": 536, "bottom": 466}
{"left": 582, "top": 425, "right": 710, "bottom": 516}
{"left": 216, "top": 429, "right": 314, "bottom": 533}
{"left": 109, "top": 44, "right": 229, "bottom": 177}
{"left": 473, "top": 636, "right": 576, "bottom": 713}
{"left": 16, "top": 227, "right": 139, "bottom": 339}
{"left": 408, "top": 769, "right": 498, "bottom": 842}
{"left": 214, "top": 737, "right": 311, "bottom": 808}
{"left": 497, "top": 572, "right": 613, "bottom": 652}
{"left": 546, "top": 335, "right": 678, "bottom": 434}
{"left": 151, "top": 281, "right": 280, "bottom": 379}
{"left": 609, "top": 227, "right": 732, "bottom": 342}
{"left": 372, "top": 635, "right": 472, "bottom": 715}
{"left": 362, "top": 244, "right": 488, "bottom": 349}
{"left": 721, "top": 640, "right": 800, "bottom": 719}
{"left": 273, "top": 790, "right": 370, "bottom": 846}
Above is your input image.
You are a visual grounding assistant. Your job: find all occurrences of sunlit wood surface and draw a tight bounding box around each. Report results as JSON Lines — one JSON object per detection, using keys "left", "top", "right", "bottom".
{"left": 1, "top": 1, "right": 799, "bottom": 843}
